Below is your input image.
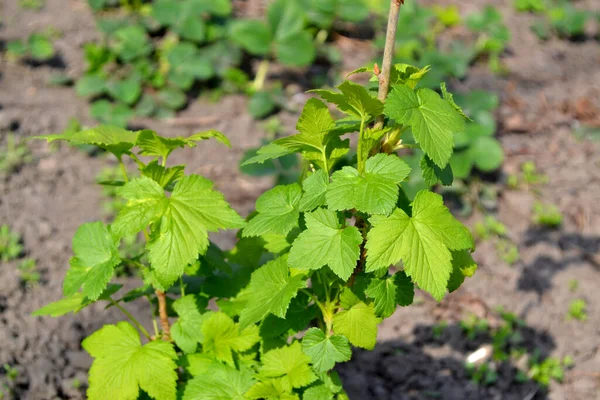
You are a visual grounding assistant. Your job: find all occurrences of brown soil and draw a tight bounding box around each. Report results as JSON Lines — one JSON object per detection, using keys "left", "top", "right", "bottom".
{"left": 1, "top": 0, "right": 599, "bottom": 399}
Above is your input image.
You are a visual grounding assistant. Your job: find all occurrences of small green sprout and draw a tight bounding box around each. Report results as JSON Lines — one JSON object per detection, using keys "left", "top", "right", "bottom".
{"left": 18, "top": 258, "right": 40, "bottom": 286}
{"left": 496, "top": 239, "right": 520, "bottom": 265}
{"left": 0, "top": 134, "right": 33, "bottom": 176}
{"left": 532, "top": 201, "right": 562, "bottom": 228}
{"left": 567, "top": 299, "right": 588, "bottom": 321}
{"left": 568, "top": 279, "right": 579, "bottom": 292}
{"left": 0, "top": 225, "right": 23, "bottom": 262}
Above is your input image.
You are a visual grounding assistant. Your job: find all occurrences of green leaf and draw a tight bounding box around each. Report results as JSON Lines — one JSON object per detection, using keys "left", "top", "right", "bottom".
{"left": 239, "top": 255, "right": 307, "bottom": 328}
{"left": 275, "top": 31, "right": 315, "bottom": 67}
{"left": 241, "top": 143, "right": 293, "bottom": 166}
{"left": 183, "top": 364, "right": 255, "bottom": 400}
{"left": 140, "top": 160, "right": 185, "bottom": 189}
{"left": 83, "top": 322, "right": 178, "bottom": 400}
{"left": 112, "top": 177, "right": 169, "bottom": 237}
{"left": 311, "top": 80, "right": 383, "bottom": 120}
{"left": 249, "top": 91, "right": 276, "bottom": 119}
{"left": 114, "top": 175, "right": 244, "bottom": 288}
{"left": 288, "top": 209, "right": 362, "bottom": 281}
{"left": 421, "top": 154, "right": 453, "bottom": 187}
{"left": 447, "top": 250, "right": 477, "bottom": 292}
{"left": 470, "top": 136, "right": 504, "bottom": 172}
{"left": 384, "top": 84, "right": 465, "bottom": 167}
{"left": 326, "top": 154, "right": 410, "bottom": 215}
{"left": 394, "top": 270, "right": 415, "bottom": 306}
{"left": 440, "top": 82, "right": 472, "bottom": 122}
{"left": 63, "top": 222, "right": 120, "bottom": 300}
{"left": 273, "top": 98, "right": 343, "bottom": 169}
{"left": 28, "top": 34, "right": 55, "bottom": 60}
{"left": 76, "top": 75, "right": 106, "bottom": 97}
{"left": 31, "top": 285, "right": 121, "bottom": 317}
{"left": 32, "top": 293, "right": 88, "bottom": 317}
{"left": 260, "top": 341, "right": 317, "bottom": 391}
{"left": 111, "top": 25, "right": 152, "bottom": 62}
{"left": 449, "top": 150, "right": 473, "bottom": 179}
{"left": 245, "top": 379, "right": 298, "bottom": 400}
{"left": 107, "top": 77, "right": 142, "bottom": 106}
{"left": 157, "top": 87, "right": 187, "bottom": 110}
{"left": 166, "top": 42, "right": 213, "bottom": 81}
{"left": 201, "top": 312, "right": 260, "bottom": 365}
{"left": 301, "top": 328, "right": 352, "bottom": 372}
{"left": 148, "top": 175, "right": 245, "bottom": 287}
{"left": 32, "top": 125, "right": 138, "bottom": 158}
{"left": 365, "top": 271, "right": 414, "bottom": 317}
{"left": 366, "top": 191, "right": 473, "bottom": 301}
{"left": 303, "top": 384, "right": 334, "bottom": 400}
{"left": 187, "top": 130, "right": 231, "bottom": 147}
{"left": 229, "top": 20, "right": 272, "bottom": 55}
{"left": 299, "top": 169, "right": 329, "bottom": 212}
{"left": 332, "top": 302, "right": 380, "bottom": 350}
{"left": 243, "top": 184, "right": 302, "bottom": 237}
{"left": 171, "top": 295, "right": 209, "bottom": 353}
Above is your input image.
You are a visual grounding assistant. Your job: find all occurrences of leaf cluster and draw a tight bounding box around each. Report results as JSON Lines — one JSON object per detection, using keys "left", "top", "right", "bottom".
{"left": 5, "top": 33, "right": 55, "bottom": 62}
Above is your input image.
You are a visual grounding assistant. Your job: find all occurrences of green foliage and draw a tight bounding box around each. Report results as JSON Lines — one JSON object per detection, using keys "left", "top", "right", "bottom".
{"left": 532, "top": 201, "right": 562, "bottom": 228}
{"left": 466, "top": 6, "right": 511, "bottom": 73}
{"left": 0, "top": 134, "right": 33, "bottom": 177}
{"left": 567, "top": 299, "right": 587, "bottom": 321}
{"left": 450, "top": 90, "right": 504, "bottom": 179}
{"left": 6, "top": 33, "right": 55, "bottom": 61}
{"left": 32, "top": 59, "right": 477, "bottom": 398}
{"left": 0, "top": 225, "right": 23, "bottom": 262}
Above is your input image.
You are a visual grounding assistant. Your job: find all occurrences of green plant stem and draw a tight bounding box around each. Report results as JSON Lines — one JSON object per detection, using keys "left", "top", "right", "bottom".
{"left": 110, "top": 298, "right": 151, "bottom": 340}
{"left": 118, "top": 157, "right": 130, "bottom": 183}
{"left": 374, "top": 0, "right": 403, "bottom": 129}
{"left": 252, "top": 59, "right": 270, "bottom": 92}
{"left": 357, "top": 116, "right": 367, "bottom": 174}
{"left": 179, "top": 277, "right": 185, "bottom": 296}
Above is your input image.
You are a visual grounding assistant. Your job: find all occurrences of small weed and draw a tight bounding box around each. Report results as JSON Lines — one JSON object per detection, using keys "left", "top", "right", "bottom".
{"left": 2, "top": 365, "right": 18, "bottom": 381}
{"left": 71, "top": 378, "right": 81, "bottom": 389}
{"left": 474, "top": 216, "right": 507, "bottom": 240}
{"left": 6, "top": 33, "right": 55, "bottom": 62}
{"left": 460, "top": 315, "right": 489, "bottom": 340}
{"left": 567, "top": 299, "right": 588, "bottom": 321}
{"left": 467, "top": 362, "right": 498, "bottom": 385}
{"left": 432, "top": 321, "right": 447, "bottom": 340}
{"left": 528, "top": 353, "right": 572, "bottom": 387}
{"left": 568, "top": 279, "right": 579, "bottom": 292}
{"left": 18, "top": 258, "right": 40, "bottom": 286}
{"left": 532, "top": 201, "right": 562, "bottom": 228}
{"left": 522, "top": 161, "right": 548, "bottom": 186}
{"left": 0, "top": 134, "right": 33, "bottom": 176}
{"left": 496, "top": 239, "right": 520, "bottom": 265}
{"left": 0, "top": 225, "right": 23, "bottom": 262}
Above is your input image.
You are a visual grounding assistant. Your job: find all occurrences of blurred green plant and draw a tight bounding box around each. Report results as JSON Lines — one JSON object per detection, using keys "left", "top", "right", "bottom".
{"left": 0, "top": 134, "right": 33, "bottom": 176}
{"left": 567, "top": 299, "right": 587, "bottom": 321}
{"left": 5, "top": 33, "right": 55, "bottom": 62}
{"left": 0, "top": 225, "right": 23, "bottom": 262}
{"left": 18, "top": 0, "right": 45, "bottom": 10}
{"left": 474, "top": 216, "right": 520, "bottom": 266}
{"left": 466, "top": 6, "right": 510, "bottom": 74}
{"left": 532, "top": 201, "right": 562, "bottom": 228}
{"left": 18, "top": 258, "right": 41, "bottom": 286}
{"left": 451, "top": 90, "right": 503, "bottom": 179}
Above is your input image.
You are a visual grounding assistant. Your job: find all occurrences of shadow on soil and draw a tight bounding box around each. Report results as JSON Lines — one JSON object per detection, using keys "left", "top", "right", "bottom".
{"left": 339, "top": 321, "right": 556, "bottom": 400}
{"left": 518, "top": 228, "right": 600, "bottom": 295}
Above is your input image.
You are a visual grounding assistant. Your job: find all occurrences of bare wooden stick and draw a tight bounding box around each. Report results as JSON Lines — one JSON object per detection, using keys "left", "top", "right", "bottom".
{"left": 375, "top": 0, "right": 403, "bottom": 128}
{"left": 156, "top": 290, "right": 171, "bottom": 341}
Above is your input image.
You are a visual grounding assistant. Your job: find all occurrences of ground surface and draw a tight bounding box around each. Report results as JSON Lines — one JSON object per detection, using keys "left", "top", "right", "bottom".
{"left": 1, "top": 0, "right": 599, "bottom": 399}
